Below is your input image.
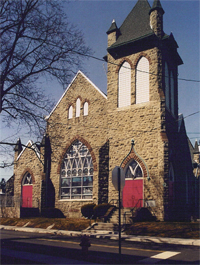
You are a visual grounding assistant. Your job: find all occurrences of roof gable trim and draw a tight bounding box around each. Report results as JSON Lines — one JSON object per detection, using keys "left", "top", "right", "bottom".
{"left": 17, "top": 140, "right": 40, "bottom": 161}
{"left": 46, "top": 71, "right": 107, "bottom": 119}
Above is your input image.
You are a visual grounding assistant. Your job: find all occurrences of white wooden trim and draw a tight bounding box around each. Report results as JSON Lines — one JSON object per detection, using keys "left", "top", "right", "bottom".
{"left": 17, "top": 140, "right": 40, "bottom": 161}
{"left": 46, "top": 71, "right": 107, "bottom": 119}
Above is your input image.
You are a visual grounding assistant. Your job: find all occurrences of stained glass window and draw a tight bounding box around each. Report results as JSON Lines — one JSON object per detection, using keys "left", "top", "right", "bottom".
{"left": 22, "top": 172, "right": 32, "bottom": 185}
{"left": 60, "top": 140, "right": 93, "bottom": 200}
{"left": 125, "top": 160, "right": 143, "bottom": 179}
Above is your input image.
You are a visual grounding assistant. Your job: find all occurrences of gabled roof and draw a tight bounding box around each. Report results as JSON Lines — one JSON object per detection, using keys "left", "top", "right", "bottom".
{"left": 109, "top": 0, "right": 154, "bottom": 49}
{"left": 17, "top": 140, "right": 40, "bottom": 161}
{"left": 46, "top": 70, "right": 107, "bottom": 120}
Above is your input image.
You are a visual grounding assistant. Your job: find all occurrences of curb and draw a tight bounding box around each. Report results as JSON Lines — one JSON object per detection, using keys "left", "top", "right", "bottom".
{"left": 0, "top": 225, "right": 199, "bottom": 246}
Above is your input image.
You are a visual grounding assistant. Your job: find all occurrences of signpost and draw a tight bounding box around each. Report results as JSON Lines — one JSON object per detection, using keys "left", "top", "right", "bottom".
{"left": 112, "top": 166, "right": 125, "bottom": 263}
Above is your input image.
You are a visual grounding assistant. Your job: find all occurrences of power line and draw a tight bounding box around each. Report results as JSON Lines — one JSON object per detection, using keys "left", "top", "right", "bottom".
{"left": 73, "top": 51, "right": 200, "bottom": 83}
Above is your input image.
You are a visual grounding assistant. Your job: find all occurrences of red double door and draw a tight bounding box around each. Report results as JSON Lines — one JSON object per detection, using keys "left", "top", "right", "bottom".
{"left": 22, "top": 185, "right": 33, "bottom": 207}
{"left": 123, "top": 179, "right": 143, "bottom": 208}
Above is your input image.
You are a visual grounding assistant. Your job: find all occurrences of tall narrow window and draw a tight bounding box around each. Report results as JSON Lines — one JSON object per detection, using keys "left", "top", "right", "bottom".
{"left": 68, "top": 105, "right": 73, "bottom": 119}
{"left": 165, "top": 62, "right": 170, "bottom": 109}
{"left": 76, "top": 98, "right": 81, "bottom": 117}
{"left": 170, "top": 71, "right": 175, "bottom": 115}
{"left": 60, "top": 140, "right": 93, "bottom": 200}
{"left": 118, "top": 61, "right": 131, "bottom": 108}
{"left": 136, "top": 57, "right": 149, "bottom": 104}
{"left": 83, "top": 102, "right": 88, "bottom": 116}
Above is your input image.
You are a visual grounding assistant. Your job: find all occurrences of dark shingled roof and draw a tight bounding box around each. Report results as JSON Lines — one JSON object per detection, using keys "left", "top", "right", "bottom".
{"left": 107, "top": 20, "right": 118, "bottom": 34}
{"left": 110, "top": 0, "right": 154, "bottom": 48}
{"left": 149, "top": 0, "right": 165, "bottom": 15}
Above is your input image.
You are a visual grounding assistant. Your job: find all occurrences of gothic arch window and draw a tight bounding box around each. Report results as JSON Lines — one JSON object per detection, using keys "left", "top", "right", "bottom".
{"left": 125, "top": 159, "right": 143, "bottom": 179}
{"left": 22, "top": 172, "right": 32, "bottom": 185}
{"left": 76, "top": 98, "right": 81, "bottom": 117}
{"left": 68, "top": 105, "right": 73, "bottom": 119}
{"left": 118, "top": 61, "right": 131, "bottom": 108}
{"left": 83, "top": 102, "right": 88, "bottom": 116}
{"left": 136, "top": 57, "right": 149, "bottom": 104}
{"left": 165, "top": 62, "right": 170, "bottom": 109}
{"left": 60, "top": 140, "right": 93, "bottom": 200}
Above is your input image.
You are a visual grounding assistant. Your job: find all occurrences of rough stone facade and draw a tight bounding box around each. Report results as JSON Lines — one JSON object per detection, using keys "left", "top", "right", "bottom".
{"left": 13, "top": 141, "right": 43, "bottom": 213}
{"left": 45, "top": 72, "right": 108, "bottom": 217}
{"left": 12, "top": 0, "right": 196, "bottom": 221}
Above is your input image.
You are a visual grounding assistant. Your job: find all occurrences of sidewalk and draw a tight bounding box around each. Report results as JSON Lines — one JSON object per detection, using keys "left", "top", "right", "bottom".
{"left": 1, "top": 225, "right": 199, "bottom": 246}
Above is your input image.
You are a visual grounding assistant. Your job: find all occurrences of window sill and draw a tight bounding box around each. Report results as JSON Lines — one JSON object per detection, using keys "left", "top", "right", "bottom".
{"left": 58, "top": 199, "right": 93, "bottom": 202}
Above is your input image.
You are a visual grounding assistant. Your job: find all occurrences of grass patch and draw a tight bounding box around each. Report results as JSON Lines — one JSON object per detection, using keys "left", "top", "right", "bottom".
{"left": 0, "top": 217, "right": 91, "bottom": 231}
{"left": 0, "top": 218, "right": 199, "bottom": 239}
{"left": 125, "top": 222, "right": 200, "bottom": 239}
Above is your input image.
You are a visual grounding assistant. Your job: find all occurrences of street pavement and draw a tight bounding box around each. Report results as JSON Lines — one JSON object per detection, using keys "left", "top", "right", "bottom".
{"left": 0, "top": 224, "right": 199, "bottom": 246}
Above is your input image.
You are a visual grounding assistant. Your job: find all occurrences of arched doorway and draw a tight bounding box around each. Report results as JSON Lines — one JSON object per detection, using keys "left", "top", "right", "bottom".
{"left": 123, "top": 159, "right": 143, "bottom": 208}
{"left": 21, "top": 172, "right": 33, "bottom": 208}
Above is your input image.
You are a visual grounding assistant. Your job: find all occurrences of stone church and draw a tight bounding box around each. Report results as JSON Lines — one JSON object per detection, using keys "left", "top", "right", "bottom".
{"left": 11, "top": 0, "right": 197, "bottom": 221}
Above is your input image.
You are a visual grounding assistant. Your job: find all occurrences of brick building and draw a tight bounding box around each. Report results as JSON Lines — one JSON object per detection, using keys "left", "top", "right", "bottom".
{"left": 12, "top": 0, "right": 197, "bottom": 221}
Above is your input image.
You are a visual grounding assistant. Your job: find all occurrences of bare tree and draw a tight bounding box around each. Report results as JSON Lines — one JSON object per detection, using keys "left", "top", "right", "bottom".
{"left": 0, "top": 0, "right": 91, "bottom": 135}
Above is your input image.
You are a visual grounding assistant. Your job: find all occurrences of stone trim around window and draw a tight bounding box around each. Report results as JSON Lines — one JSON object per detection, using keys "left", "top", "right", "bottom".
{"left": 19, "top": 168, "right": 35, "bottom": 185}
{"left": 121, "top": 150, "right": 148, "bottom": 179}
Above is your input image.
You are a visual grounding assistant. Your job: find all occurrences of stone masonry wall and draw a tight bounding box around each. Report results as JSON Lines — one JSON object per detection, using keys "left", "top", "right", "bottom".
{"left": 106, "top": 46, "right": 167, "bottom": 220}
{"left": 46, "top": 72, "right": 108, "bottom": 218}
{"left": 13, "top": 143, "right": 43, "bottom": 214}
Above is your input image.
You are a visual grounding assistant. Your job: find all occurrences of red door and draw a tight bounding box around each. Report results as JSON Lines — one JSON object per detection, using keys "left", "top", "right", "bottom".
{"left": 22, "top": 185, "right": 33, "bottom": 207}
{"left": 123, "top": 179, "right": 143, "bottom": 208}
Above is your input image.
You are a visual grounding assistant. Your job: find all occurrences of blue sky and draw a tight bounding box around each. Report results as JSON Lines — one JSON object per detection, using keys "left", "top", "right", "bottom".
{"left": 0, "top": 0, "right": 199, "bottom": 180}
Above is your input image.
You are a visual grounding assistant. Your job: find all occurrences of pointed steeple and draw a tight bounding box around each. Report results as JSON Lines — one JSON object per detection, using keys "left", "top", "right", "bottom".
{"left": 107, "top": 19, "right": 119, "bottom": 47}
{"left": 149, "top": 0, "right": 165, "bottom": 38}
{"left": 106, "top": 19, "right": 118, "bottom": 34}
{"left": 149, "top": 0, "right": 165, "bottom": 15}
{"left": 14, "top": 138, "right": 22, "bottom": 155}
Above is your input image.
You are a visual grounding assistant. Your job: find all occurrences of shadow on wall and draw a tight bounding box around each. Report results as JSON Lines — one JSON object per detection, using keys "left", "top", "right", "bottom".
{"left": 131, "top": 208, "right": 157, "bottom": 222}
{"left": 98, "top": 140, "right": 109, "bottom": 204}
{"left": 41, "top": 208, "right": 65, "bottom": 218}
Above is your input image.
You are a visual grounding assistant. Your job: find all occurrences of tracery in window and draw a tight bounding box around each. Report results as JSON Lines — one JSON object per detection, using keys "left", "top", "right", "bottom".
{"left": 22, "top": 172, "right": 32, "bottom": 185}
{"left": 83, "top": 102, "right": 88, "bottom": 116}
{"left": 125, "top": 160, "right": 143, "bottom": 179}
{"left": 76, "top": 98, "right": 81, "bottom": 117}
{"left": 136, "top": 57, "right": 149, "bottom": 104}
{"left": 68, "top": 105, "right": 73, "bottom": 119}
{"left": 118, "top": 61, "right": 131, "bottom": 108}
{"left": 60, "top": 140, "right": 93, "bottom": 200}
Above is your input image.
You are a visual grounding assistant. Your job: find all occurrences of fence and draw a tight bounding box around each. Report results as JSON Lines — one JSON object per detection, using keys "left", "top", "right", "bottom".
{"left": 0, "top": 195, "right": 39, "bottom": 208}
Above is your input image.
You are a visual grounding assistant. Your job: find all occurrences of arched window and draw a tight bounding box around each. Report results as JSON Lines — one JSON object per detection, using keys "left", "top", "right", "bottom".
{"left": 68, "top": 105, "right": 73, "bottom": 119}
{"left": 60, "top": 140, "right": 93, "bottom": 200}
{"left": 83, "top": 102, "right": 88, "bottom": 116}
{"left": 136, "top": 57, "right": 149, "bottom": 104}
{"left": 165, "top": 62, "right": 170, "bottom": 109}
{"left": 125, "top": 159, "right": 143, "bottom": 179}
{"left": 118, "top": 61, "right": 131, "bottom": 108}
{"left": 76, "top": 98, "right": 81, "bottom": 117}
{"left": 22, "top": 172, "right": 32, "bottom": 185}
